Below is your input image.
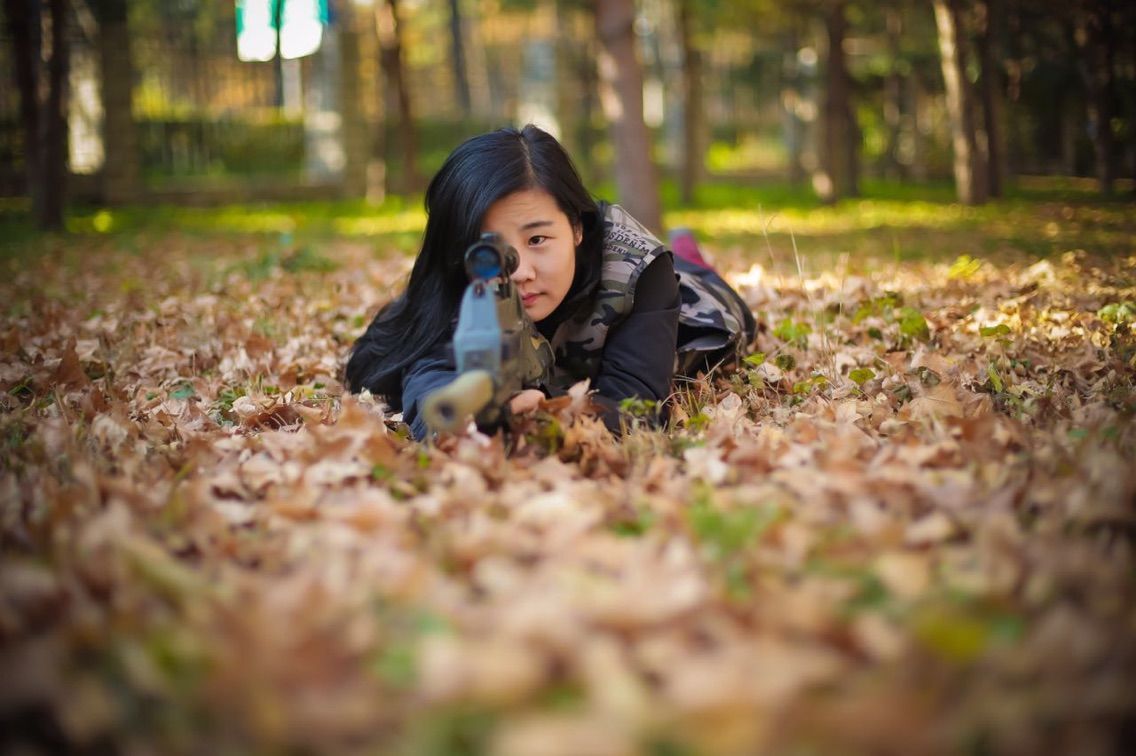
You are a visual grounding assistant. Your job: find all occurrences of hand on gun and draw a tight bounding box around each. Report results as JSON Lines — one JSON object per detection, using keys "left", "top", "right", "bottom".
{"left": 508, "top": 388, "right": 545, "bottom": 415}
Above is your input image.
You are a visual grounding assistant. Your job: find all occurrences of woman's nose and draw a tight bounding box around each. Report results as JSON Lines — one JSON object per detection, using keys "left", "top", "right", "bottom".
{"left": 511, "top": 251, "right": 535, "bottom": 283}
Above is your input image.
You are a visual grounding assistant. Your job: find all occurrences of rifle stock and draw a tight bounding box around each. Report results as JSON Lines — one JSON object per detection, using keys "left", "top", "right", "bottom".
{"left": 420, "top": 370, "right": 494, "bottom": 433}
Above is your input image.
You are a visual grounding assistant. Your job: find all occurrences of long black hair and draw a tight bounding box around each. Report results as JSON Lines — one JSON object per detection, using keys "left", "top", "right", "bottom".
{"left": 345, "top": 124, "right": 602, "bottom": 406}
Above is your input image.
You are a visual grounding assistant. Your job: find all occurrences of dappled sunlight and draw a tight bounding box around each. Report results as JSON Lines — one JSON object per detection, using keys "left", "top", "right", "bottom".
{"left": 59, "top": 202, "right": 430, "bottom": 243}
{"left": 332, "top": 209, "right": 429, "bottom": 237}
{"left": 670, "top": 200, "right": 977, "bottom": 239}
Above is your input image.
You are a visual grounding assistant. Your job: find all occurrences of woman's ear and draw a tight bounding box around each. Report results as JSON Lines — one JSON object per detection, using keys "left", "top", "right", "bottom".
{"left": 573, "top": 222, "right": 584, "bottom": 247}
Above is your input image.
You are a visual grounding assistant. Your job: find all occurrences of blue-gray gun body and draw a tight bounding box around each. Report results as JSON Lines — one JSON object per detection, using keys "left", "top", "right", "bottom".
{"left": 421, "top": 234, "right": 554, "bottom": 433}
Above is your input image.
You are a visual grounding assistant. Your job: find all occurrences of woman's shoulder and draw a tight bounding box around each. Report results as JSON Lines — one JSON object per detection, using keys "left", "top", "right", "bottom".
{"left": 553, "top": 202, "right": 672, "bottom": 342}
{"left": 600, "top": 203, "right": 666, "bottom": 261}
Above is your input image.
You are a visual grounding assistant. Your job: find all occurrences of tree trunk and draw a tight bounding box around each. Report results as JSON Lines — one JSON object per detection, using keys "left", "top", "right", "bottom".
{"left": 576, "top": 34, "right": 598, "bottom": 184}
{"left": 93, "top": 0, "right": 140, "bottom": 204}
{"left": 447, "top": 0, "right": 471, "bottom": 117}
{"left": 594, "top": 0, "right": 662, "bottom": 233}
{"left": 933, "top": 0, "right": 988, "bottom": 205}
{"left": 1059, "top": 98, "right": 1079, "bottom": 175}
{"left": 676, "top": 0, "right": 702, "bottom": 204}
{"left": 1129, "top": 7, "right": 1136, "bottom": 196}
{"left": 376, "top": 0, "right": 419, "bottom": 195}
{"left": 976, "top": 0, "right": 1004, "bottom": 196}
{"left": 1077, "top": 2, "right": 1117, "bottom": 195}
{"left": 553, "top": 0, "right": 579, "bottom": 160}
{"left": 273, "top": 0, "right": 285, "bottom": 108}
{"left": 43, "top": 0, "right": 67, "bottom": 227}
{"left": 882, "top": 6, "right": 904, "bottom": 180}
{"left": 4, "top": 0, "right": 69, "bottom": 230}
{"left": 781, "top": 29, "right": 806, "bottom": 185}
{"left": 909, "top": 70, "right": 928, "bottom": 182}
{"left": 1003, "top": 0, "right": 1024, "bottom": 176}
{"left": 4, "top": 0, "right": 43, "bottom": 217}
{"left": 338, "top": 8, "right": 368, "bottom": 198}
{"left": 816, "top": 0, "right": 857, "bottom": 203}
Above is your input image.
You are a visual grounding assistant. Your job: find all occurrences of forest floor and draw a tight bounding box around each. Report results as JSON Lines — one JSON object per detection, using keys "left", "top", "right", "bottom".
{"left": 1, "top": 183, "right": 1134, "bottom": 755}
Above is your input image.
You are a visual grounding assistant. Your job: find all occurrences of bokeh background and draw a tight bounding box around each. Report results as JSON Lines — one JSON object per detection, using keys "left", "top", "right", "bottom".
{"left": 2, "top": 0, "right": 1133, "bottom": 236}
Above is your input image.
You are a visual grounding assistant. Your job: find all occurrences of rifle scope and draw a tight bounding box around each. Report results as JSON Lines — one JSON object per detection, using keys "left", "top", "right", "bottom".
{"left": 465, "top": 233, "right": 519, "bottom": 281}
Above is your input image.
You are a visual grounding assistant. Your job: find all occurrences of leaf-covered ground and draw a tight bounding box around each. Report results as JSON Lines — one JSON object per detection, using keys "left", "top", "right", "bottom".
{"left": 2, "top": 195, "right": 1135, "bottom": 755}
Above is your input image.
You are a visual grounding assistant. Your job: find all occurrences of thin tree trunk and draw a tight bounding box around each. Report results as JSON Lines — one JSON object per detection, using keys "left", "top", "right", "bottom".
{"left": 577, "top": 35, "right": 597, "bottom": 184}
{"left": 376, "top": 0, "right": 419, "bottom": 194}
{"left": 1129, "top": 7, "right": 1136, "bottom": 196}
{"left": 93, "top": 0, "right": 140, "bottom": 203}
{"left": 976, "top": 0, "right": 1003, "bottom": 196}
{"left": 447, "top": 0, "right": 471, "bottom": 117}
{"left": 817, "top": 0, "right": 857, "bottom": 203}
{"left": 43, "top": 0, "right": 68, "bottom": 228}
{"left": 1060, "top": 97, "right": 1078, "bottom": 175}
{"left": 934, "top": 0, "right": 987, "bottom": 205}
{"left": 909, "top": 70, "right": 928, "bottom": 182}
{"left": 4, "top": 0, "right": 68, "bottom": 230}
{"left": 1077, "top": 2, "right": 1117, "bottom": 195}
{"left": 782, "top": 29, "right": 806, "bottom": 185}
{"left": 1003, "top": 0, "right": 1024, "bottom": 176}
{"left": 4, "top": 0, "right": 44, "bottom": 219}
{"left": 883, "top": 6, "right": 903, "bottom": 180}
{"left": 594, "top": 0, "right": 662, "bottom": 232}
{"left": 553, "top": 0, "right": 579, "bottom": 159}
{"left": 273, "top": 0, "right": 284, "bottom": 108}
{"left": 338, "top": 6, "right": 368, "bottom": 198}
{"left": 677, "top": 0, "right": 702, "bottom": 204}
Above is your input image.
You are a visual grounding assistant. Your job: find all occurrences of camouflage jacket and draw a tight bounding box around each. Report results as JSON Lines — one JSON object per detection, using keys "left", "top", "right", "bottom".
{"left": 546, "top": 202, "right": 754, "bottom": 388}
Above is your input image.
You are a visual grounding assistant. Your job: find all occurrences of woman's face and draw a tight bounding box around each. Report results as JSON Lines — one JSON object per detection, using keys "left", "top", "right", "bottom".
{"left": 481, "top": 187, "right": 581, "bottom": 323}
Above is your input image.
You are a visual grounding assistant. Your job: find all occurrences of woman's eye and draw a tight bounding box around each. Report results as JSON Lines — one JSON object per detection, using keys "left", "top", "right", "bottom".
{"left": 528, "top": 235, "right": 548, "bottom": 246}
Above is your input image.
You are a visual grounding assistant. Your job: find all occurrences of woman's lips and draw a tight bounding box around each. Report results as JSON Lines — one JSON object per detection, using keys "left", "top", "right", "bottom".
{"left": 521, "top": 292, "right": 540, "bottom": 307}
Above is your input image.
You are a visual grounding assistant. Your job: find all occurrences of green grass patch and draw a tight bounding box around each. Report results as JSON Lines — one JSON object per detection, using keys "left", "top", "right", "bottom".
{"left": 3, "top": 177, "right": 1131, "bottom": 274}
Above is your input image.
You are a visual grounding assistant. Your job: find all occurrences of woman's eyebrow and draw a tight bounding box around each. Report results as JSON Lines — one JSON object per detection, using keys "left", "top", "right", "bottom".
{"left": 520, "top": 220, "right": 555, "bottom": 231}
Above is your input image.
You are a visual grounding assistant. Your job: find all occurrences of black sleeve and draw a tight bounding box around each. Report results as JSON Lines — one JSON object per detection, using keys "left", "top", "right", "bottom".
{"left": 591, "top": 252, "right": 680, "bottom": 432}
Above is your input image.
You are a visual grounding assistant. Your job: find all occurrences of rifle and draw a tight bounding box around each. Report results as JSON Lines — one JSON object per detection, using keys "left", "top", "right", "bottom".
{"left": 421, "top": 233, "right": 555, "bottom": 434}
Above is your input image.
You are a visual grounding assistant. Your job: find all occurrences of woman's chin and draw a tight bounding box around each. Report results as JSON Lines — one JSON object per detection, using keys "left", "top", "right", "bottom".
{"left": 524, "top": 300, "right": 550, "bottom": 321}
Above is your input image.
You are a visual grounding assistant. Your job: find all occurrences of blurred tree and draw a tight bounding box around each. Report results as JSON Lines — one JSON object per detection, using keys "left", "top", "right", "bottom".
{"left": 975, "top": 0, "right": 1004, "bottom": 196}
{"left": 933, "top": 0, "right": 988, "bottom": 204}
{"left": 1003, "top": 1, "right": 1074, "bottom": 175}
{"left": 594, "top": 0, "right": 662, "bottom": 231}
{"left": 4, "top": 0, "right": 69, "bottom": 230}
{"left": 1002, "top": 0, "right": 1024, "bottom": 173}
{"left": 676, "top": 0, "right": 703, "bottom": 203}
{"left": 1074, "top": 0, "right": 1120, "bottom": 195}
{"left": 564, "top": 0, "right": 599, "bottom": 180}
{"left": 552, "top": 0, "right": 581, "bottom": 161}
{"left": 273, "top": 0, "right": 284, "bottom": 106}
{"left": 779, "top": 23, "right": 809, "bottom": 185}
{"left": 375, "top": 0, "right": 420, "bottom": 194}
{"left": 734, "top": 0, "right": 861, "bottom": 200}
{"left": 448, "top": 0, "right": 472, "bottom": 117}
{"left": 881, "top": 3, "right": 903, "bottom": 179}
{"left": 90, "top": 0, "right": 140, "bottom": 203}
{"left": 817, "top": 0, "right": 858, "bottom": 202}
